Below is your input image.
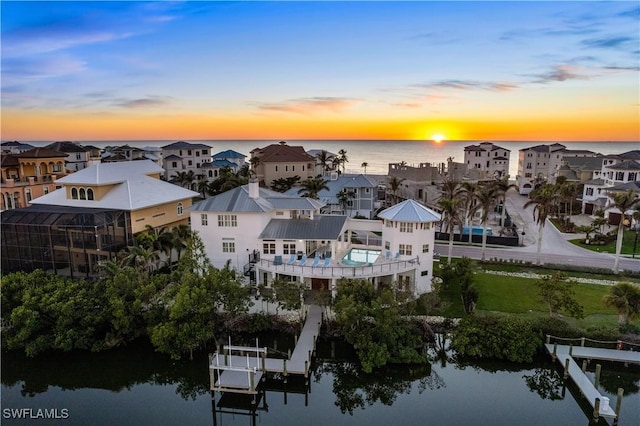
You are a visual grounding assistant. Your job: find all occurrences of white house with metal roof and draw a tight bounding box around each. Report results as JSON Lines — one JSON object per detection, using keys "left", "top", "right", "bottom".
{"left": 190, "top": 180, "right": 441, "bottom": 296}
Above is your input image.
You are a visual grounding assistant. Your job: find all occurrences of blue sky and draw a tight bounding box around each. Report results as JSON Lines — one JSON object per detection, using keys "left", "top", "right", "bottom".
{"left": 2, "top": 1, "right": 639, "bottom": 141}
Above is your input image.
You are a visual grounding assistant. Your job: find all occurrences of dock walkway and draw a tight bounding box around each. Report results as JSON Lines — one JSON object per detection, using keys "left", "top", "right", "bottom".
{"left": 544, "top": 343, "right": 639, "bottom": 418}
{"left": 210, "top": 305, "right": 323, "bottom": 393}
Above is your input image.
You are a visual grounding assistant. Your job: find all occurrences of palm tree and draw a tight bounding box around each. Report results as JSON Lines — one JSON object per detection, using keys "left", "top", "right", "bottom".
{"left": 122, "top": 245, "right": 161, "bottom": 274}
{"left": 170, "top": 224, "right": 191, "bottom": 262}
{"left": 315, "top": 150, "right": 332, "bottom": 176}
{"left": 170, "top": 170, "right": 196, "bottom": 189}
{"left": 602, "top": 282, "right": 640, "bottom": 326}
{"left": 298, "top": 177, "right": 329, "bottom": 199}
{"left": 437, "top": 197, "right": 461, "bottom": 264}
{"left": 524, "top": 184, "right": 558, "bottom": 265}
{"left": 492, "top": 176, "right": 518, "bottom": 229}
{"left": 197, "top": 180, "right": 210, "bottom": 198}
{"left": 471, "top": 184, "right": 498, "bottom": 260}
{"left": 606, "top": 189, "right": 640, "bottom": 273}
{"left": 459, "top": 181, "right": 478, "bottom": 244}
{"left": 361, "top": 162, "right": 369, "bottom": 174}
{"left": 338, "top": 149, "right": 348, "bottom": 174}
{"left": 592, "top": 212, "right": 608, "bottom": 235}
{"left": 337, "top": 189, "right": 356, "bottom": 216}
{"left": 387, "top": 176, "right": 406, "bottom": 205}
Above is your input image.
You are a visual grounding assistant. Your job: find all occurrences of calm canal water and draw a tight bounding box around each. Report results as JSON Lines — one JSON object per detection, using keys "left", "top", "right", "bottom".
{"left": 2, "top": 337, "right": 638, "bottom": 426}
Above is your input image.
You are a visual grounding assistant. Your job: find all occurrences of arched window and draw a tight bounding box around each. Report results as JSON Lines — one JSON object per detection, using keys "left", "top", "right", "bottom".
{"left": 208, "top": 170, "right": 213, "bottom": 178}
{"left": 177, "top": 202, "right": 183, "bottom": 215}
{"left": 214, "top": 170, "right": 218, "bottom": 177}
{"left": 71, "top": 187, "right": 78, "bottom": 199}
{"left": 79, "top": 188, "right": 86, "bottom": 200}
{"left": 87, "top": 188, "right": 94, "bottom": 200}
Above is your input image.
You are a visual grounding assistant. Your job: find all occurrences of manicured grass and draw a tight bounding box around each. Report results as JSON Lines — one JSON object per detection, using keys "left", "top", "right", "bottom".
{"left": 479, "top": 262, "right": 640, "bottom": 283}
{"left": 569, "top": 229, "right": 639, "bottom": 255}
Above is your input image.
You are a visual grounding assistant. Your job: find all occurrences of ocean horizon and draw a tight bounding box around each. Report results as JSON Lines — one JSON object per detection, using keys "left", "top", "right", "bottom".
{"left": 18, "top": 139, "right": 638, "bottom": 178}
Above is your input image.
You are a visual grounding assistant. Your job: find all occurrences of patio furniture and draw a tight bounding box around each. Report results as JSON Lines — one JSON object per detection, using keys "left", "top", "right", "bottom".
{"left": 297, "top": 255, "right": 308, "bottom": 266}
{"left": 274, "top": 255, "right": 283, "bottom": 265}
{"left": 287, "top": 254, "right": 296, "bottom": 265}
{"left": 310, "top": 257, "right": 320, "bottom": 267}
{"left": 321, "top": 258, "right": 331, "bottom": 268}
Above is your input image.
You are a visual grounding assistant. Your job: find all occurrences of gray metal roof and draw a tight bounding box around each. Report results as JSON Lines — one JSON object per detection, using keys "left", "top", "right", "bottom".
{"left": 584, "top": 178, "right": 605, "bottom": 185}
{"left": 378, "top": 199, "right": 441, "bottom": 222}
{"left": 283, "top": 174, "right": 377, "bottom": 205}
{"left": 259, "top": 216, "right": 347, "bottom": 240}
{"left": 607, "top": 160, "right": 640, "bottom": 171}
{"left": 189, "top": 184, "right": 325, "bottom": 213}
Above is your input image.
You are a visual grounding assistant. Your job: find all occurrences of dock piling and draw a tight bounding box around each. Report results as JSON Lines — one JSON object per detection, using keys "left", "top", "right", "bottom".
{"left": 593, "top": 397, "right": 600, "bottom": 420}
{"left": 563, "top": 358, "right": 570, "bottom": 379}
{"left": 581, "top": 337, "right": 585, "bottom": 347}
{"left": 569, "top": 344, "right": 573, "bottom": 356}
{"left": 552, "top": 342, "right": 557, "bottom": 360}
{"left": 595, "top": 364, "right": 601, "bottom": 388}
{"left": 546, "top": 335, "right": 550, "bottom": 344}
{"left": 614, "top": 388, "right": 623, "bottom": 418}
{"left": 581, "top": 359, "right": 587, "bottom": 373}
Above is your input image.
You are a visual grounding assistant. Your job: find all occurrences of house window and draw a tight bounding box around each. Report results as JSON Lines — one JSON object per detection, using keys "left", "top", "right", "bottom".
{"left": 422, "top": 244, "right": 430, "bottom": 253}
{"left": 615, "top": 172, "right": 624, "bottom": 181}
{"left": 187, "top": 150, "right": 192, "bottom": 155}
{"left": 44, "top": 186, "right": 49, "bottom": 195}
{"left": 218, "top": 214, "right": 237, "bottom": 227}
{"left": 196, "top": 151, "right": 200, "bottom": 157}
{"left": 385, "top": 220, "right": 393, "bottom": 228}
{"left": 399, "top": 244, "right": 412, "bottom": 255}
{"left": 292, "top": 165, "right": 295, "bottom": 172}
{"left": 177, "top": 202, "right": 183, "bottom": 215}
{"left": 188, "top": 160, "right": 193, "bottom": 166}
{"left": 87, "top": 188, "right": 94, "bottom": 200}
{"left": 201, "top": 214, "right": 208, "bottom": 226}
{"left": 302, "top": 165, "right": 305, "bottom": 171}
{"left": 79, "top": 188, "right": 86, "bottom": 200}
{"left": 275, "top": 166, "right": 278, "bottom": 172}
{"left": 263, "top": 241, "right": 276, "bottom": 254}
{"left": 208, "top": 171, "right": 213, "bottom": 178}
{"left": 71, "top": 187, "right": 78, "bottom": 199}
{"left": 25, "top": 189, "right": 32, "bottom": 202}
{"left": 385, "top": 241, "right": 390, "bottom": 250}
{"left": 526, "top": 163, "right": 532, "bottom": 169}
{"left": 283, "top": 241, "right": 296, "bottom": 255}
{"left": 222, "top": 240, "right": 235, "bottom": 253}
{"left": 629, "top": 172, "right": 637, "bottom": 181}
{"left": 400, "top": 222, "right": 413, "bottom": 233}
{"left": 365, "top": 188, "right": 370, "bottom": 194}
{"left": 202, "top": 150, "right": 208, "bottom": 155}
{"left": 586, "top": 188, "right": 594, "bottom": 196}
{"left": 53, "top": 163, "right": 62, "bottom": 172}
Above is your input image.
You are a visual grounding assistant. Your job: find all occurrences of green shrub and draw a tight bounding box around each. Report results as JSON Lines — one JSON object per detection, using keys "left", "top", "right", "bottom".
{"left": 451, "top": 315, "right": 541, "bottom": 363}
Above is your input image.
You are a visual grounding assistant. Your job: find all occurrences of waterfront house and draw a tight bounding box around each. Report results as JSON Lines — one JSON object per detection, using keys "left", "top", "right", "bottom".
{"left": 1, "top": 147, "right": 68, "bottom": 211}
{"left": 1, "top": 160, "right": 198, "bottom": 277}
{"left": 517, "top": 143, "right": 567, "bottom": 194}
{"left": 463, "top": 142, "right": 510, "bottom": 179}
{"left": 189, "top": 180, "right": 440, "bottom": 296}
{"left": 249, "top": 141, "right": 316, "bottom": 187}
{"left": 44, "top": 141, "right": 102, "bottom": 172}
{"left": 161, "top": 141, "right": 213, "bottom": 184}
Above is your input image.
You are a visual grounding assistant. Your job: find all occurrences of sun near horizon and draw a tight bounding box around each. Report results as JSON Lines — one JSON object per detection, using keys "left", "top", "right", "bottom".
{"left": 431, "top": 134, "right": 445, "bottom": 144}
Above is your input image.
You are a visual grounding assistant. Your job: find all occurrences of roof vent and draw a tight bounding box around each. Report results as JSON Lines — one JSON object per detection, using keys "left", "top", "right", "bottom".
{"left": 330, "top": 172, "right": 339, "bottom": 181}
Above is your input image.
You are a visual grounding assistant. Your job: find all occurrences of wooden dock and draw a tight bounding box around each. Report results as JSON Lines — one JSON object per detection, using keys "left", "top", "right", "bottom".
{"left": 209, "top": 305, "right": 323, "bottom": 394}
{"left": 544, "top": 342, "right": 639, "bottom": 419}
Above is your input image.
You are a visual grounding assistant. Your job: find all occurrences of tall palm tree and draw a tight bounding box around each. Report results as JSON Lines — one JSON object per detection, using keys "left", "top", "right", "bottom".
{"left": 602, "top": 282, "right": 640, "bottom": 326}
{"left": 471, "top": 184, "right": 498, "bottom": 260}
{"left": 170, "top": 224, "right": 191, "bottom": 263}
{"left": 171, "top": 170, "right": 196, "bottom": 189}
{"left": 606, "top": 189, "right": 640, "bottom": 273}
{"left": 122, "top": 245, "right": 161, "bottom": 274}
{"left": 197, "top": 180, "right": 210, "bottom": 198}
{"left": 492, "top": 176, "right": 518, "bottom": 229}
{"left": 459, "top": 181, "right": 478, "bottom": 244}
{"left": 315, "top": 150, "right": 332, "bottom": 175}
{"left": 338, "top": 149, "right": 348, "bottom": 174}
{"left": 361, "top": 162, "right": 369, "bottom": 174}
{"left": 337, "top": 189, "right": 356, "bottom": 216}
{"left": 524, "top": 184, "right": 558, "bottom": 265}
{"left": 437, "top": 197, "right": 461, "bottom": 264}
{"left": 387, "top": 176, "right": 406, "bottom": 205}
{"left": 298, "top": 177, "right": 329, "bottom": 199}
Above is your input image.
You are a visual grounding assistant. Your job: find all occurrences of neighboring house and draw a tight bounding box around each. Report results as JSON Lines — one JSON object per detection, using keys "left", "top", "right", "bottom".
{"left": 0, "top": 148, "right": 68, "bottom": 211}
{"left": 1, "top": 160, "right": 198, "bottom": 277}
{"left": 161, "top": 141, "right": 213, "bottom": 183}
{"left": 517, "top": 143, "right": 567, "bottom": 194}
{"left": 45, "top": 141, "right": 101, "bottom": 172}
{"left": 212, "top": 150, "right": 246, "bottom": 170}
{"left": 142, "top": 146, "right": 164, "bottom": 166}
{"left": 558, "top": 155, "right": 604, "bottom": 183}
{"left": 1, "top": 141, "right": 35, "bottom": 154}
{"left": 580, "top": 150, "right": 640, "bottom": 218}
{"left": 387, "top": 162, "right": 442, "bottom": 208}
{"left": 190, "top": 180, "right": 440, "bottom": 296}
{"left": 601, "top": 181, "right": 640, "bottom": 225}
{"left": 102, "top": 144, "right": 147, "bottom": 163}
{"left": 463, "top": 142, "right": 510, "bottom": 178}
{"left": 250, "top": 141, "right": 315, "bottom": 186}
{"left": 284, "top": 173, "right": 380, "bottom": 218}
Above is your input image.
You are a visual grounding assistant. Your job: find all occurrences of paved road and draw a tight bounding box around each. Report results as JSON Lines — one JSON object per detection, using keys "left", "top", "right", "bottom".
{"left": 435, "top": 189, "right": 640, "bottom": 273}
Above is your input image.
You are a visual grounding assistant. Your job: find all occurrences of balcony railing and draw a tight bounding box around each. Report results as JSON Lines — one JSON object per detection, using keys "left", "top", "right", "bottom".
{"left": 257, "top": 255, "right": 421, "bottom": 278}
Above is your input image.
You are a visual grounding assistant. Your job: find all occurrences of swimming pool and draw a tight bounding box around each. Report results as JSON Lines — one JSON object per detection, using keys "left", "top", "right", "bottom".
{"left": 341, "top": 248, "right": 381, "bottom": 266}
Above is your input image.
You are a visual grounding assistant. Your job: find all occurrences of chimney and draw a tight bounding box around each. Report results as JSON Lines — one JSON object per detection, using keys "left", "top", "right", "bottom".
{"left": 248, "top": 178, "right": 259, "bottom": 199}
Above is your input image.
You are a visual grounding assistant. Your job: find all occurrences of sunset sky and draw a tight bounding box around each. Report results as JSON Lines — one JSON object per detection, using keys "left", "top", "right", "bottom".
{"left": 2, "top": 1, "right": 639, "bottom": 142}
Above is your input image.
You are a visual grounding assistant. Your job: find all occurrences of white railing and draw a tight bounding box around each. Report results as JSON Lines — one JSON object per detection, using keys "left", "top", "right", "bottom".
{"left": 257, "top": 256, "right": 420, "bottom": 278}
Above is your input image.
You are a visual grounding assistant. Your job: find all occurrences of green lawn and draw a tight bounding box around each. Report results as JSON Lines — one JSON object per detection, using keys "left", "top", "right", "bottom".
{"left": 569, "top": 229, "right": 639, "bottom": 256}
{"left": 479, "top": 262, "right": 640, "bottom": 283}
{"left": 433, "top": 267, "right": 630, "bottom": 329}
